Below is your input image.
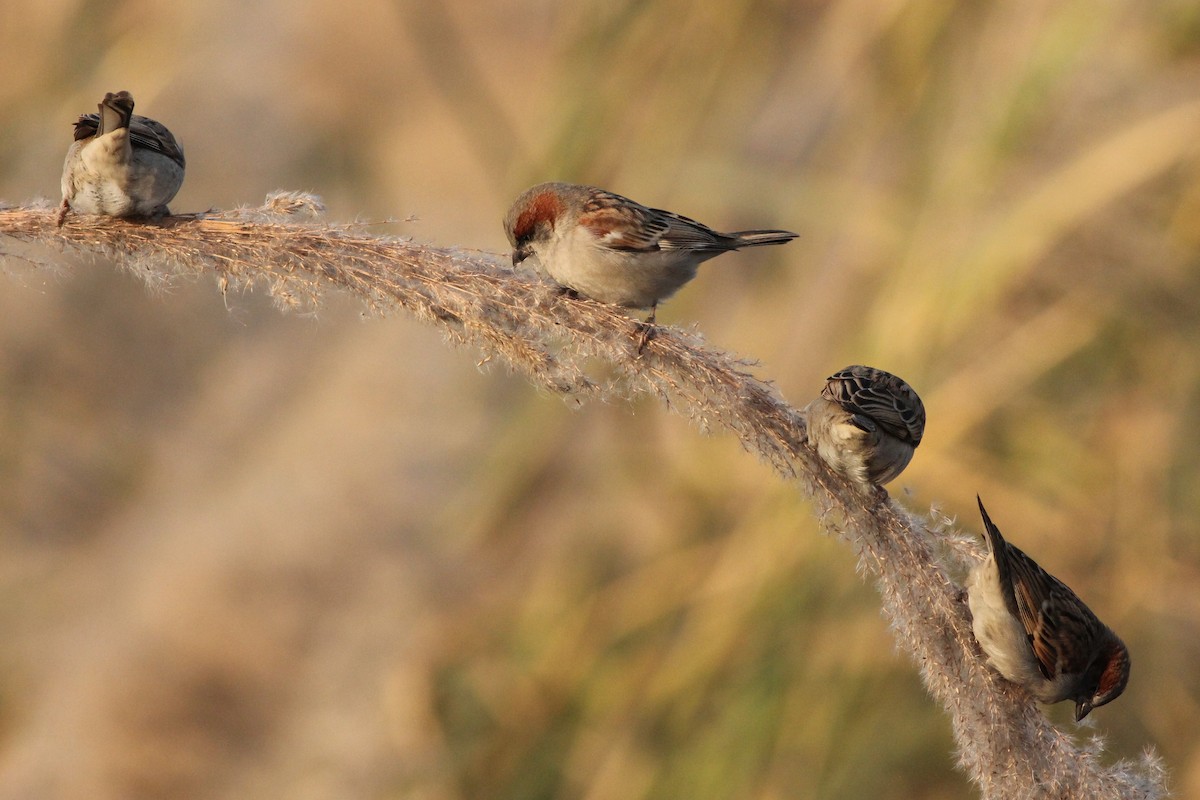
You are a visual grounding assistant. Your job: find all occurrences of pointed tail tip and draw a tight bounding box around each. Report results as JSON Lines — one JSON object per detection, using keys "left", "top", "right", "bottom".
{"left": 733, "top": 229, "right": 799, "bottom": 247}
{"left": 976, "top": 494, "right": 991, "bottom": 524}
{"left": 975, "top": 495, "right": 1006, "bottom": 547}
{"left": 98, "top": 91, "right": 135, "bottom": 129}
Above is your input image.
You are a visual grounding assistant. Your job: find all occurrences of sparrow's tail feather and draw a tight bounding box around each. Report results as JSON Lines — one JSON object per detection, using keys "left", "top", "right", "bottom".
{"left": 976, "top": 495, "right": 1022, "bottom": 616}
{"left": 976, "top": 495, "right": 1008, "bottom": 556}
{"left": 730, "top": 229, "right": 799, "bottom": 248}
{"left": 97, "top": 91, "right": 135, "bottom": 136}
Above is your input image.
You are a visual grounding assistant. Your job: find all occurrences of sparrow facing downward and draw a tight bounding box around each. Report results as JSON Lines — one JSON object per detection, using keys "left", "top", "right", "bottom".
{"left": 966, "top": 497, "right": 1130, "bottom": 721}
{"left": 58, "top": 91, "right": 186, "bottom": 226}
{"left": 503, "top": 182, "right": 797, "bottom": 323}
{"left": 804, "top": 365, "right": 925, "bottom": 487}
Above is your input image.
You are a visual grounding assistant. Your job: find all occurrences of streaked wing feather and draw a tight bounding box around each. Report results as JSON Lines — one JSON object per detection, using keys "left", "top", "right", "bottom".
{"left": 1006, "top": 552, "right": 1061, "bottom": 679}
{"left": 651, "top": 208, "right": 734, "bottom": 251}
{"left": 1006, "top": 546, "right": 1104, "bottom": 679}
{"left": 825, "top": 368, "right": 924, "bottom": 444}
{"left": 129, "top": 116, "right": 185, "bottom": 167}
{"left": 581, "top": 194, "right": 670, "bottom": 251}
{"left": 1044, "top": 595, "right": 1105, "bottom": 676}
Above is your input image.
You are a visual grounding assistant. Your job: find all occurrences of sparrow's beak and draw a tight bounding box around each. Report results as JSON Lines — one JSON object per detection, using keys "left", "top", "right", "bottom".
{"left": 512, "top": 245, "right": 532, "bottom": 266}
{"left": 1074, "top": 700, "right": 1094, "bottom": 722}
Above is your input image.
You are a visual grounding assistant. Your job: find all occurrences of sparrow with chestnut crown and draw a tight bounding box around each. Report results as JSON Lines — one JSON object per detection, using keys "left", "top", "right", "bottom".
{"left": 967, "top": 497, "right": 1130, "bottom": 721}
{"left": 504, "top": 182, "right": 797, "bottom": 324}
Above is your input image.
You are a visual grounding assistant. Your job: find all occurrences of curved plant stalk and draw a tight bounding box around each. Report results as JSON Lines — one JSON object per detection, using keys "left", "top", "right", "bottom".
{"left": 0, "top": 196, "right": 1167, "bottom": 799}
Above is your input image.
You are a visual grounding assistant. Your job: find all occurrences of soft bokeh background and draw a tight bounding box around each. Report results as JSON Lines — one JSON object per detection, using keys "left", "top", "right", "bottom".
{"left": 2, "top": 1, "right": 1199, "bottom": 798}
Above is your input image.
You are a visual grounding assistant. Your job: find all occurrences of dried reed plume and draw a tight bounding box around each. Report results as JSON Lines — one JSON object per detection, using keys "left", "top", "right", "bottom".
{"left": 0, "top": 195, "right": 1168, "bottom": 799}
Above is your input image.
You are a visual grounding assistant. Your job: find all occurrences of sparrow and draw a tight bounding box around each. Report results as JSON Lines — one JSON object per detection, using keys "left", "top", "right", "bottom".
{"left": 503, "top": 182, "right": 797, "bottom": 323}
{"left": 803, "top": 365, "right": 925, "bottom": 487}
{"left": 966, "top": 497, "right": 1130, "bottom": 721}
{"left": 58, "top": 90, "right": 186, "bottom": 226}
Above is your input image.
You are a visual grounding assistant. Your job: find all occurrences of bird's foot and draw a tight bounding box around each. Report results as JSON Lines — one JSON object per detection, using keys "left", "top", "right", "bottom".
{"left": 636, "top": 305, "right": 659, "bottom": 356}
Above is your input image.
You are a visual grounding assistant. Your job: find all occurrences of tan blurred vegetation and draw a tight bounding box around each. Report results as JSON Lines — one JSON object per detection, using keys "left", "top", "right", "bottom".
{"left": 1, "top": 1, "right": 1199, "bottom": 798}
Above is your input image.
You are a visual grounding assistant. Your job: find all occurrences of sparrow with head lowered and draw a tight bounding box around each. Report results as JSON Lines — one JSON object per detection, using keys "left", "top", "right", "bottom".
{"left": 503, "top": 182, "right": 797, "bottom": 325}
{"left": 58, "top": 90, "right": 185, "bottom": 226}
{"left": 966, "top": 497, "right": 1130, "bottom": 721}
{"left": 804, "top": 365, "right": 925, "bottom": 489}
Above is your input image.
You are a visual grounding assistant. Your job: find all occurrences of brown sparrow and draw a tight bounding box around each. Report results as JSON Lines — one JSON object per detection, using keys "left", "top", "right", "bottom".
{"left": 503, "top": 182, "right": 797, "bottom": 322}
{"left": 966, "top": 497, "right": 1130, "bottom": 721}
{"left": 58, "top": 91, "right": 185, "bottom": 226}
{"left": 804, "top": 365, "right": 925, "bottom": 487}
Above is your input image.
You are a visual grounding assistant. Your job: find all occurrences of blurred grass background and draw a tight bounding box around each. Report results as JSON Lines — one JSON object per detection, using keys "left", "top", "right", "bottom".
{"left": 1, "top": 1, "right": 1199, "bottom": 798}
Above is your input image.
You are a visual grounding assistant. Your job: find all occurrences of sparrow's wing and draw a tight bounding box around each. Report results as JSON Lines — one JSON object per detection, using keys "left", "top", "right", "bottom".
{"left": 823, "top": 367, "right": 925, "bottom": 445}
{"left": 579, "top": 190, "right": 673, "bottom": 252}
{"left": 129, "top": 115, "right": 186, "bottom": 168}
{"left": 1005, "top": 541, "right": 1111, "bottom": 680}
{"left": 649, "top": 208, "right": 738, "bottom": 252}
{"left": 1006, "top": 551, "right": 1065, "bottom": 679}
{"left": 71, "top": 113, "right": 185, "bottom": 169}
{"left": 1034, "top": 591, "right": 1109, "bottom": 679}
